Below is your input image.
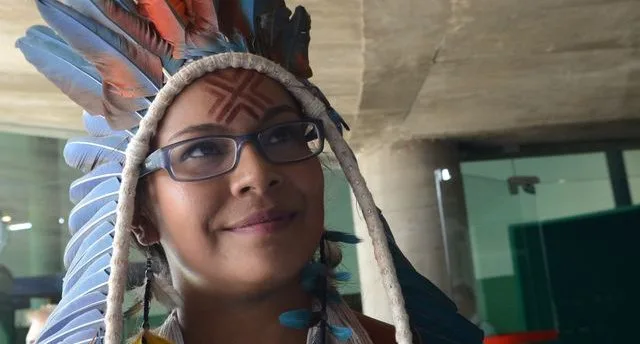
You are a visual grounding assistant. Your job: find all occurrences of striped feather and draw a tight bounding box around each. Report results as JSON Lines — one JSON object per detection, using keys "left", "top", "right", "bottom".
{"left": 61, "top": 328, "right": 103, "bottom": 344}
{"left": 40, "top": 308, "right": 104, "bottom": 344}
{"left": 37, "top": 0, "right": 160, "bottom": 129}
{"left": 64, "top": 253, "right": 111, "bottom": 295}
{"left": 137, "top": 0, "right": 187, "bottom": 58}
{"left": 69, "top": 161, "right": 123, "bottom": 204}
{"left": 82, "top": 111, "right": 133, "bottom": 138}
{"left": 68, "top": 177, "right": 120, "bottom": 234}
{"left": 64, "top": 0, "right": 183, "bottom": 74}
{"left": 40, "top": 292, "right": 106, "bottom": 343}
{"left": 37, "top": 0, "right": 162, "bottom": 96}
{"left": 64, "top": 201, "right": 116, "bottom": 268}
{"left": 16, "top": 28, "right": 105, "bottom": 116}
{"left": 64, "top": 135, "right": 128, "bottom": 173}
{"left": 67, "top": 222, "right": 114, "bottom": 274}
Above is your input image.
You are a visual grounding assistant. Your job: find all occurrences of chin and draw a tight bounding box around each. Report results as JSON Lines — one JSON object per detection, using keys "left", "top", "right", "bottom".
{"left": 221, "top": 258, "right": 306, "bottom": 296}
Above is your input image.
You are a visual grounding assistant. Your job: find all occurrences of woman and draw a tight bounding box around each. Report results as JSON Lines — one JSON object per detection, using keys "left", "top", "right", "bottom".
{"left": 133, "top": 69, "right": 395, "bottom": 344}
{"left": 16, "top": 0, "right": 483, "bottom": 343}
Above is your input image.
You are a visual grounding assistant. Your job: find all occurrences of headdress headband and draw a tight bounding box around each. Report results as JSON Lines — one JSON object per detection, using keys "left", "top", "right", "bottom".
{"left": 16, "top": 1, "right": 483, "bottom": 343}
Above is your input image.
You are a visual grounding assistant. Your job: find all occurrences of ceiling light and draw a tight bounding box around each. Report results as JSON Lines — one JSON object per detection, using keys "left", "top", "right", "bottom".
{"left": 58, "top": 217, "right": 65, "bottom": 224}
{"left": 8, "top": 222, "right": 32, "bottom": 231}
{"left": 0, "top": 216, "right": 10, "bottom": 223}
{"left": 441, "top": 168, "right": 452, "bottom": 181}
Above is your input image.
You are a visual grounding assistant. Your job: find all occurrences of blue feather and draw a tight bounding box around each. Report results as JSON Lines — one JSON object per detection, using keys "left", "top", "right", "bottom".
{"left": 26, "top": 25, "right": 66, "bottom": 44}
{"left": 16, "top": 29, "right": 105, "bottom": 116}
{"left": 39, "top": 308, "right": 104, "bottom": 344}
{"left": 67, "top": 222, "right": 113, "bottom": 274}
{"left": 18, "top": 25, "right": 152, "bottom": 124}
{"left": 112, "top": 0, "right": 136, "bottom": 12}
{"left": 69, "top": 161, "right": 122, "bottom": 204}
{"left": 325, "top": 230, "right": 360, "bottom": 244}
{"left": 328, "top": 324, "right": 353, "bottom": 342}
{"left": 64, "top": 135, "right": 128, "bottom": 172}
{"left": 64, "top": 201, "right": 116, "bottom": 268}
{"left": 25, "top": 25, "right": 95, "bottom": 71}
{"left": 36, "top": 0, "right": 161, "bottom": 97}
{"left": 42, "top": 291, "right": 106, "bottom": 340}
{"left": 62, "top": 0, "right": 137, "bottom": 39}
{"left": 82, "top": 111, "right": 133, "bottom": 137}
{"left": 62, "top": 269, "right": 110, "bottom": 306}
{"left": 332, "top": 271, "right": 351, "bottom": 282}
{"left": 68, "top": 177, "right": 120, "bottom": 234}
{"left": 61, "top": 328, "right": 102, "bottom": 344}
{"left": 64, "top": 253, "right": 111, "bottom": 295}
{"left": 231, "top": 32, "right": 250, "bottom": 53}
{"left": 279, "top": 309, "right": 312, "bottom": 329}
{"left": 378, "top": 208, "right": 484, "bottom": 343}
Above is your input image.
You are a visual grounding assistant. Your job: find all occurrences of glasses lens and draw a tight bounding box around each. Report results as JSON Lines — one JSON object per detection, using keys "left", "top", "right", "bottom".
{"left": 169, "top": 137, "right": 237, "bottom": 180}
{"left": 259, "top": 121, "right": 323, "bottom": 163}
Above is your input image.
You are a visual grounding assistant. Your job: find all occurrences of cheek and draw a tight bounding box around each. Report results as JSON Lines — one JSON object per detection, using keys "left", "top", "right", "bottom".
{"left": 291, "top": 160, "right": 325, "bottom": 233}
{"left": 152, "top": 178, "right": 225, "bottom": 251}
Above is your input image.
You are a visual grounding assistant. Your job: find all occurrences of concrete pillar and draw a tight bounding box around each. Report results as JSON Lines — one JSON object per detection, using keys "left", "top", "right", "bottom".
{"left": 351, "top": 139, "right": 475, "bottom": 323}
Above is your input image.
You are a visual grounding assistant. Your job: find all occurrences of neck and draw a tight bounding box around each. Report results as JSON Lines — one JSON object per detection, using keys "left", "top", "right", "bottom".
{"left": 176, "top": 279, "right": 312, "bottom": 344}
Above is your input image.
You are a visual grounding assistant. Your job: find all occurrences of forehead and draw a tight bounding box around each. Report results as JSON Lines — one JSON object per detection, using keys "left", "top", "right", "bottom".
{"left": 156, "top": 68, "right": 298, "bottom": 143}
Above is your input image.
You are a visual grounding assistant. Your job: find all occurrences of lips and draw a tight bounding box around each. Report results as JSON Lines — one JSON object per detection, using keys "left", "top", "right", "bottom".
{"left": 225, "top": 210, "right": 297, "bottom": 234}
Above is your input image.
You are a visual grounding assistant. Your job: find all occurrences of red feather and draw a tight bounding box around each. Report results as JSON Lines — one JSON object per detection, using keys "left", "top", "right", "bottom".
{"left": 103, "top": 85, "right": 143, "bottom": 129}
{"left": 97, "top": 0, "right": 175, "bottom": 60}
{"left": 137, "top": 0, "right": 186, "bottom": 58}
{"left": 190, "top": 0, "right": 218, "bottom": 37}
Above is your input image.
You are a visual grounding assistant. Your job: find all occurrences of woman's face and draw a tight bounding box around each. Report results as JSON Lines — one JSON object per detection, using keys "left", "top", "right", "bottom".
{"left": 138, "top": 69, "right": 324, "bottom": 296}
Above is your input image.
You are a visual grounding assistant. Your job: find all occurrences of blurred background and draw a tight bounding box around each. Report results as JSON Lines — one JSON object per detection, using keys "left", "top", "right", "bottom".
{"left": 1, "top": 0, "right": 639, "bottom": 343}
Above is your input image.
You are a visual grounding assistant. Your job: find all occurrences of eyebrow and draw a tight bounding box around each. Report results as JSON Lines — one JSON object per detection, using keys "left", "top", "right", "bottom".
{"left": 168, "top": 104, "right": 300, "bottom": 142}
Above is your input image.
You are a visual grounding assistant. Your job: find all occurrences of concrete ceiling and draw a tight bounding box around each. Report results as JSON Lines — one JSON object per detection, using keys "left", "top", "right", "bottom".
{"left": 2, "top": 0, "right": 638, "bottom": 147}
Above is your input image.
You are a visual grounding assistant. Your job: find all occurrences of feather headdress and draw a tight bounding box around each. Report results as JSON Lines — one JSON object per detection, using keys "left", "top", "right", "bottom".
{"left": 16, "top": 1, "right": 483, "bottom": 343}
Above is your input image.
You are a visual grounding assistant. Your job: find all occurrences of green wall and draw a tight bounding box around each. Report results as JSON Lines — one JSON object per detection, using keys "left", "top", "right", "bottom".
{"left": 624, "top": 149, "right": 640, "bottom": 204}
{"left": 461, "top": 152, "right": 618, "bottom": 334}
{"left": 323, "top": 168, "right": 360, "bottom": 295}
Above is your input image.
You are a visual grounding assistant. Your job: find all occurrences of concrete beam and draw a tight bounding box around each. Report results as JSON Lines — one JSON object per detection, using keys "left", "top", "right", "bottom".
{"left": 406, "top": 48, "right": 640, "bottom": 138}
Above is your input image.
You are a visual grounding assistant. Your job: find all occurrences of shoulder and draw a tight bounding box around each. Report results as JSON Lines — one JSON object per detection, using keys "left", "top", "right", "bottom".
{"left": 354, "top": 312, "right": 397, "bottom": 344}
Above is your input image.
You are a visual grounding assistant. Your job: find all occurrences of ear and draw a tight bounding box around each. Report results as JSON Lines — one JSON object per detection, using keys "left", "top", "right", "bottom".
{"left": 131, "top": 214, "right": 160, "bottom": 246}
{"left": 131, "top": 198, "right": 160, "bottom": 246}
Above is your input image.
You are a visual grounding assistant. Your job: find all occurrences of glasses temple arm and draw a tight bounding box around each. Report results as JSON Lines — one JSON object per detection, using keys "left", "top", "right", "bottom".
{"left": 139, "top": 150, "right": 164, "bottom": 178}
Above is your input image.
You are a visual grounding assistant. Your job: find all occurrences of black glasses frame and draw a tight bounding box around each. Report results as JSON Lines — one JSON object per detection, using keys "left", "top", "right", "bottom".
{"left": 140, "top": 119, "right": 325, "bottom": 182}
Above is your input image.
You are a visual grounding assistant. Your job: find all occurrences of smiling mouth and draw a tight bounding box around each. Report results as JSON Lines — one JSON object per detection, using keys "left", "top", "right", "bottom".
{"left": 226, "top": 210, "right": 297, "bottom": 234}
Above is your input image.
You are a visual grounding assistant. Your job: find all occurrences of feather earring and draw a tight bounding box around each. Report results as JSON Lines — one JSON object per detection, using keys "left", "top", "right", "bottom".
{"left": 317, "top": 233, "right": 329, "bottom": 343}
{"left": 132, "top": 252, "right": 173, "bottom": 344}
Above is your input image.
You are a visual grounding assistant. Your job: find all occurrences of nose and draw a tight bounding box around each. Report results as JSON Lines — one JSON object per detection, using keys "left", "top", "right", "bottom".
{"left": 229, "top": 143, "right": 283, "bottom": 196}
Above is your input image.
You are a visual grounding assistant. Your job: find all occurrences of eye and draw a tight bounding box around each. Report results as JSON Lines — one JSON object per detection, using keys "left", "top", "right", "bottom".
{"left": 267, "top": 127, "right": 295, "bottom": 144}
{"left": 266, "top": 125, "right": 306, "bottom": 145}
{"left": 180, "top": 140, "right": 225, "bottom": 161}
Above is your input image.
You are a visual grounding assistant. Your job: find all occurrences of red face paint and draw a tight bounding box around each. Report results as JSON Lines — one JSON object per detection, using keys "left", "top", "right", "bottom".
{"left": 203, "top": 70, "right": 276, "bottom": 124}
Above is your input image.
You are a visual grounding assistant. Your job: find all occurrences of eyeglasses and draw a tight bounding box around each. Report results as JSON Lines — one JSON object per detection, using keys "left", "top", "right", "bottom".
{"left": 140, "top": 120, "right": 325, "bottom": 182}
